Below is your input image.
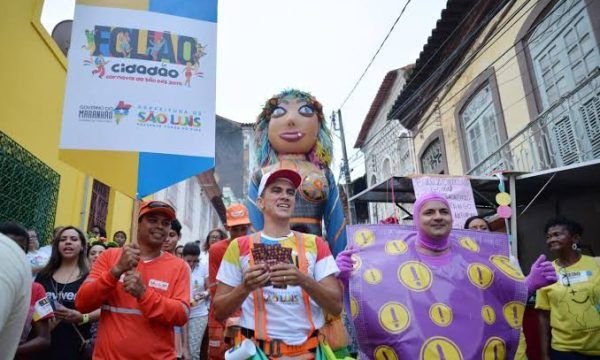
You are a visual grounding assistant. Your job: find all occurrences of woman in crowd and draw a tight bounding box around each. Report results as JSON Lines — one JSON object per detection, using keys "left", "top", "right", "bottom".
{"left": 536, "top": 217, "right": 600, "bottom": 359}
{"left": 200, "top": 228, "right": 228, "bottom": 266}
{"left": 464, "top": 215, "right": 491, "bottom": 231}
{"left": 36, "top": 226, "right": 92, "bottom": 360}
{"left": 337, "top": 193, "right": 557, "bottom": 358}
{"left": 111, "top": 231, "right": 127, "bottom": 247}
{"left": 204, "top": 228, "right": 228, "bottom": 251}
{"left": 88, "top": 241, "right": 107, "bottom": 266}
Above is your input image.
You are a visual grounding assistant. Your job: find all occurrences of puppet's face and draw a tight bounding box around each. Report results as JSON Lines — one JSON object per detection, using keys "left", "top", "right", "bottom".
{"left": 267, "top": 97, "right": 319, "bottom": 154}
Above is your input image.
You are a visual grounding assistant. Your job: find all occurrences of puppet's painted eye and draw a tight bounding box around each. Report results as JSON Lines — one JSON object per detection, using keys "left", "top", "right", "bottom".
{"left": 298, "top": 105, "right": 314, "bottom": 117}
{"left": 271, "top": 106, "right": 286, "bottom": 118}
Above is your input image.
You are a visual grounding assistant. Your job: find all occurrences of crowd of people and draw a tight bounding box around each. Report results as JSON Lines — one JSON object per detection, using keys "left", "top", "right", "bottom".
{"left": 0, "top": 86, "right": 598, "bottom": 360}
{"left": 1, "top": 178, "right": 599, "bottom": 359}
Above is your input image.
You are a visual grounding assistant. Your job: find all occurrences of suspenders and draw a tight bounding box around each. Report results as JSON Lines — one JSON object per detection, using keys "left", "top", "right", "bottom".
{"left": 247, "top": 231, "right": 316, "bottom": 342}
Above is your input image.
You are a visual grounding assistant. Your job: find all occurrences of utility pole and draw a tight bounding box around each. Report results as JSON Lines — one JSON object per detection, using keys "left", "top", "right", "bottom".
{"left": 331, "top": 109, "right": 356, "bottom": 224}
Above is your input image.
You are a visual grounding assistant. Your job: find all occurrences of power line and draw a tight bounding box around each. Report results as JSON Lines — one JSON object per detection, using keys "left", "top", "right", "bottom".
{"left": 356, "top": 1, "right": 515, "bottom": 151}
{"left": 388, "top": 0, "right": 528, "bottom": 121}
{"left": 359, "top": 0, "right": 581, "bottom": 150}
{"left": 338, "top": 0, "right": 413, "bottom": 109}
{"left": 390, "top": 0, "right": 582, "bottom": 124}
{"left": 404, "top": 0, "right": 586, "bottom": 134}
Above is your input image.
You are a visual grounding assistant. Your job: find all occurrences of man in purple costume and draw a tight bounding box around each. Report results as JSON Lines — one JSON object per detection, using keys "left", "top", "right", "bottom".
{"left": 337, "top": 193, "right": 557, "bottom": 359}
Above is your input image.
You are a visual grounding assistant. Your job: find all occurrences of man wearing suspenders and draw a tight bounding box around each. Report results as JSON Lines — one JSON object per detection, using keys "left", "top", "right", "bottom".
{"left": 214, "top": 168, "right": 342, "bottom": 359}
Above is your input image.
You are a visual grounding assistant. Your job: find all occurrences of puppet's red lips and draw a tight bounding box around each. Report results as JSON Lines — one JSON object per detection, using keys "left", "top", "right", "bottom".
{"left": 279, "top": 132, "right": 305, "bottom": 142}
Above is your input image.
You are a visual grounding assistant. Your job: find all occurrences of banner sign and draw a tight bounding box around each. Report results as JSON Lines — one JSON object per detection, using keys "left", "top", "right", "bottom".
{"left": 412, "top": 176, "right": 478, "bottom": 228}
{"left": 59, "top": 0, "right": 218, "bottom": 198}
{"left": 347, "top": 224, "right": 527, "bottom": 360}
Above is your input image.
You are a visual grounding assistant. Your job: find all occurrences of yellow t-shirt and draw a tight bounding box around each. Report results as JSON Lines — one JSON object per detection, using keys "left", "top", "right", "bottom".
{"left": 535, "top": 255, "right": 600, "bottom": 355}
{"left": 515, "top": 330, "right": 527, "bottom": 360}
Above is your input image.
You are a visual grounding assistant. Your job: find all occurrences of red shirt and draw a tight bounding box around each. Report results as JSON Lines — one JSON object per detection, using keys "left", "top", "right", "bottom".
{"left": 208, "top": 240, "right": 231, "bottom": 327}
{"left": 76, "top": 248, "right": 190, "bottom": 360}
{"left": 31, "top": 282, "right": 53, "bottom": 321}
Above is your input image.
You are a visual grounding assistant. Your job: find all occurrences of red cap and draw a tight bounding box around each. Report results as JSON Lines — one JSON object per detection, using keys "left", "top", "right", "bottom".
{"left": 138, "top": 201, "right": 176, "bottom": 221}
{"left": 258, "top": 168, "right": 302, "bottom": 196}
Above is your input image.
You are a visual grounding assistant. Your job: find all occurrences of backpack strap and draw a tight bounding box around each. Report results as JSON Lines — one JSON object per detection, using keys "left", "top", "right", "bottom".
{"left": 294, "top": 231, "right": 316, "bottom": 336}
{"left": 248, "top": 232, "right": 269, "bottom": 341}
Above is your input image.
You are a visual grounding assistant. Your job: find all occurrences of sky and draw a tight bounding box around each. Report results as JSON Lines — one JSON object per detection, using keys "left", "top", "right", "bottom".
{"left": 41, "top": 0, "right": 447, "bottom": 181}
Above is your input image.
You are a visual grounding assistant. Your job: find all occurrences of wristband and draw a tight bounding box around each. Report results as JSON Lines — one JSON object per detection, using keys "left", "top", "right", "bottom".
{"left": 79, "top": 313, "right": 90, "bottom": 325}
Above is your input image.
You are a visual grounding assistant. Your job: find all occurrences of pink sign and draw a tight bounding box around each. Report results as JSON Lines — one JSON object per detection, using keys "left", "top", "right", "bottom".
{"left": 412, "top": 176, "right": 478, "bottom": 228}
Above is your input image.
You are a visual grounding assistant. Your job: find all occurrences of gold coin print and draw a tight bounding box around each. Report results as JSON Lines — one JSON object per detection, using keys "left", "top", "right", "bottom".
{"left": 363, "top": 268, "right": 383, "bottom": 285}
{"left": 398, "top": 261, "right": 433, "bottom": 291}
{"left": 482, "top": 337, "right": 506, "bottom": 360}
{"left": 350, "top": 296, "right": 359, "bottom": 319}
{"left": 489, "top": 255, "right": 525, "bottom": 280}
{"left": 481, "top": 305, "right": 496, "bottom": 325}
{"left": 459, "top": 237, "right": 480, "bottom": 253}
{"left": 467, "top": 263, "right": 494, "bottom": 289}
{"left": 374, "top": 345, "right": 398, "bottom": 360}
{"left": 351, "top": 253, "right": 362, "bottom": 272}
{"left": 354, "top": 229, "right": 375, "bottom": 248}
{"left": 385, "top": 239, "right": 408, "bottom": 255}
{"left": 429, "top": 303, "right": 453, "bottom": 327}
{"left": 502, "top": 301, "right": 525, "bottom": 329}
{"left": 420, "top": 337, "right": 463, "bottom": 360}
{"left": 378, "top": 302, "right": 410, "bottom": 334}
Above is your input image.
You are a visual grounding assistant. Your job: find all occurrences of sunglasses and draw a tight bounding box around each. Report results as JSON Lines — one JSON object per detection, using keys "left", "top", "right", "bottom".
{"left": 146, "top": 201, "right": 175, "bottom": 212}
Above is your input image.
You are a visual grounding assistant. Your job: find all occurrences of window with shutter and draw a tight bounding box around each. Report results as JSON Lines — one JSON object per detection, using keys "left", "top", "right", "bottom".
{"left": 551, "top": 117, "right": 579, "bottom": 165}
{"left": 528, "top": 0, "right": 600, "bottom": 165}
{"left": 579, "top": 94, "right": 600, "bottom": 158}
{"left": 460, "top": 83, "right": 503, "bottom": 169}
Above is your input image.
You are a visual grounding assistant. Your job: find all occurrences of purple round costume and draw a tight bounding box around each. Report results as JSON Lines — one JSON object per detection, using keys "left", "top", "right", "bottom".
{"left": 347, "top": 223, "right": 527, "bottom": 359}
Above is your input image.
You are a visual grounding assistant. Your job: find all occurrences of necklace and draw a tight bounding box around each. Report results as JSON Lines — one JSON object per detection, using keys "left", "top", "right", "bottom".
{"left": 51, "top": 266, "right": 79, "bottom": 304}
{"left": 556, "top": 252, "right": 581, "bottom": 268}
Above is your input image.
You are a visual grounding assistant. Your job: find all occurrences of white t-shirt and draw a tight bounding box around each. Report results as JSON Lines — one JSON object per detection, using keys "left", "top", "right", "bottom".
{"left": 27, "top": 249, "right": 50, "bottom": 270}
{"left": 0, "top": 234, "right": 32, "bottom": 358}
{"left": 190, "top": 261, "right": 209, "bottom": 318}
{"left": 217, "top": 232, "right": 339, "bottom": 345}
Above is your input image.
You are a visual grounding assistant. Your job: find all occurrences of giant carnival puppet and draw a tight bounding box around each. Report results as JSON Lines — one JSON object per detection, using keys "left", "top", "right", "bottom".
{"left": 247, "top": 89, "right": 347, "bottom": 256}
{"left": 336, "top": 193, "right": 557, "bottom": 359}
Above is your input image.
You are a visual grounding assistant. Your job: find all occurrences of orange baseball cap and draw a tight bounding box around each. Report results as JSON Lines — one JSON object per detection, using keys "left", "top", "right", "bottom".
{"left": 139, "top": 201, "right": 176, "bottom": 221}
{"left": 226, "top": 203, "right": 250, "bottom": 227}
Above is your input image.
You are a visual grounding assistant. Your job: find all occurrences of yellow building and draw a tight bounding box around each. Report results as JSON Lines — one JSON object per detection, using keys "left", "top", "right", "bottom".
{"left": 0, "top": 0, "right": 134, "bottom": 244}
{"left": 386, "top": 0, "right": 600, "bottom": 264}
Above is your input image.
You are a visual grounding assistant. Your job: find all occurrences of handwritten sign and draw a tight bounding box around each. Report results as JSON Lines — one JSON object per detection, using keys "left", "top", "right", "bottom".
{"left": 412, "top": 176, "right": 478, "bottom": 228}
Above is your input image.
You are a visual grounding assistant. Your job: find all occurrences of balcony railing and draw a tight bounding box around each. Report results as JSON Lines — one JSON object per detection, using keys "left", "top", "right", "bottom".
{"left": 468, "top": 68, "right": 600, "bottom": 175}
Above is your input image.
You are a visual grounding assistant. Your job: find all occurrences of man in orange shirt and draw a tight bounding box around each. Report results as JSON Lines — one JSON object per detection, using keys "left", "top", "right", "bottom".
{"left": 76, "top": 201, "right": 190, "bottom": 359}
{"left": 207, "top": 203, "right": 250, "bottom": 360}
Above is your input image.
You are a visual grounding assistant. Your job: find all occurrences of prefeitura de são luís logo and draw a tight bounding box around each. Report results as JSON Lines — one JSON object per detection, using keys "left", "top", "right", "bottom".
{"left": 82, "top": 26, "right": 207, "bottom": 87}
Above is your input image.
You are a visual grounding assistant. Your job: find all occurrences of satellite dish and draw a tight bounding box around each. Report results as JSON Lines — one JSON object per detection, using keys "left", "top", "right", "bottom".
{"left": 51, "top": 20, "right": 73, "bottom": 56}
